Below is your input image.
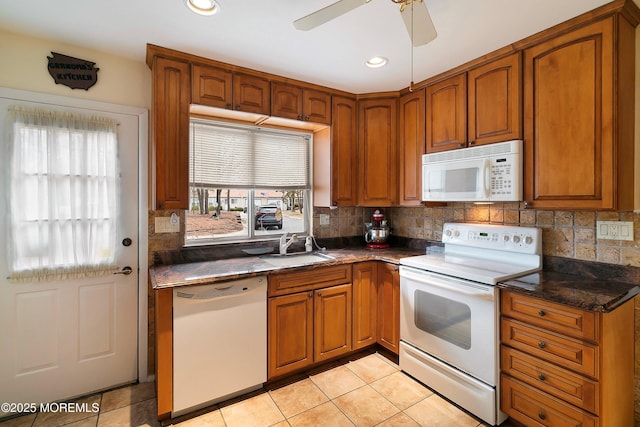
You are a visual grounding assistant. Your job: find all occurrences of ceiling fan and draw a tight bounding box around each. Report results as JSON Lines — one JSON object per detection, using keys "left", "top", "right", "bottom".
{"left": 293, "top": 0, "right": 437, "bottom": 47}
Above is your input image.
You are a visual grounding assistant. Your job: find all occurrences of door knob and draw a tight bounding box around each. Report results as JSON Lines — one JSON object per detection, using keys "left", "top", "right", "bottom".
{"left": 114, "top": 266, "right": 133, "bottom": 275}
{"left": 122, "top": 237, "right": 132, "bottom": 247}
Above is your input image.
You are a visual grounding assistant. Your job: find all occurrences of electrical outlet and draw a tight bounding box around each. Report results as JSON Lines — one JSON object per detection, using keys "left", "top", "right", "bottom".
{"left": 596, "top": 221, "right": 634, "bottom": 241}
{"left": 319, "top": 214, "right": 330, "bottom": 226}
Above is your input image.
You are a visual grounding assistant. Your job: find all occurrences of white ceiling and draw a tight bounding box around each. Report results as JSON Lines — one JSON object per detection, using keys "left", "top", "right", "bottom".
{"left": 0, "top": 0, "right": 619, "bottom": 94}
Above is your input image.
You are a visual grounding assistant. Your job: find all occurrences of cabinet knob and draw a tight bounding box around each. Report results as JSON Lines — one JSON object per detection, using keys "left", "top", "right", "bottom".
{"left": 235, "top": 104, "right": 241, "bottom": 110}
{"left": 304, "top": 115, "right": 310, "bottom": 121}
{"left": 468, "top": 140, "right": 475, "bottom": 146}
{"left": 297, "top": 114, "right": 303, "bottom": 120}
{"left": 538, "top": 309, "right": 546, "bottom": 317}
{"left": 457, "top": 143, "right": 464, "bottom": 148}
{"left": 538, "top": 373, "right": 546, "bottom": 381}
{"left": 538, "top": 341, "right": 546, "bottom": 349}
{"left": 226, "top": 103, "right": 233, "bottom": 109}
{"left": 308, "top": 292, "right": 312, "bottom": 298}
{"left": 523, "top": 201, "right": 531, "bottom": 209}
{"left": 538, "top": 412, "right": 546, "bottom": 420}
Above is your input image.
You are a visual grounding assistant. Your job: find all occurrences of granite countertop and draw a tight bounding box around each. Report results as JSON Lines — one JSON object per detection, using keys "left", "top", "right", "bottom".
{"left": 150, "top": 245, "right": 639, "bottom": 313}
{"left": 498, "top": 271, "right": 640, "bottom": 312}
{"left": 149, "top": 247, "right": 424, "bottom": 289}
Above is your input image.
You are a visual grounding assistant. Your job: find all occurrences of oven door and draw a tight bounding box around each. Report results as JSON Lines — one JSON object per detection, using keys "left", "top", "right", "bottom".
{"left": 399, "top": 265, "right": 498, "bottom": 386}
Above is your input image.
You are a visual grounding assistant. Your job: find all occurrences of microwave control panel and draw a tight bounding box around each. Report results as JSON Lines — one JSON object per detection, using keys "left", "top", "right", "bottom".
{"left": 489, "top": 153, "right": 521, "bottom": 200}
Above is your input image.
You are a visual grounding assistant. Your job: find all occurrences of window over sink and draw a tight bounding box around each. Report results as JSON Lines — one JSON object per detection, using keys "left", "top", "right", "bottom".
{"left": 186, "top": 118, "right": 312, "bottom": 245}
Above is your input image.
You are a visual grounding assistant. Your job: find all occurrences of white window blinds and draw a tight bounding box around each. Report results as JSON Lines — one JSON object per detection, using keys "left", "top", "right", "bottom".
{"left": 189, "top": 120, "right": 310, "bottom": 189}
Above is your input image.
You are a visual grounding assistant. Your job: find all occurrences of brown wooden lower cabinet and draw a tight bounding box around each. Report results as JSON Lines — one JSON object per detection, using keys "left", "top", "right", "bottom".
{"left": 352, "top": 262, "right": 378, "bottom": 349}
{"left": 267, "top": 266, "right": 353, "bottom": 379}
{"left": 376, "top": 262, "right": 400, "bottom": 353}
{"left": 500, "top": 291, "right": 634, "bottom": 427}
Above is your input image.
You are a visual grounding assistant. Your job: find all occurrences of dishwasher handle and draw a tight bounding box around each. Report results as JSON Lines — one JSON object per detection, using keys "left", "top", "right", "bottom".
{"left": 176, "top": 276, "right": 266, "bottom": 300}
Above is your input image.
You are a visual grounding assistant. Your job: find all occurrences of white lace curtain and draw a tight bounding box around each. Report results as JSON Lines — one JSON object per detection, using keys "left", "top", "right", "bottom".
{"left": 6, "top": 106, "right": 119, "bottom": 282}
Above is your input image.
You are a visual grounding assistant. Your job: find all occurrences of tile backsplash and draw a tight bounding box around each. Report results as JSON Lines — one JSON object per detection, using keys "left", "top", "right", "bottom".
{"left": 314, "top": 203, "right": 640, "bottom": 267}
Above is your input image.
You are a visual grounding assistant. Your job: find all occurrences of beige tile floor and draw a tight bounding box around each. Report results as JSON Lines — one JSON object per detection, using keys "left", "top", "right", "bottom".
{"left": 0, "top": 353, "right": 514, "bottom": 427}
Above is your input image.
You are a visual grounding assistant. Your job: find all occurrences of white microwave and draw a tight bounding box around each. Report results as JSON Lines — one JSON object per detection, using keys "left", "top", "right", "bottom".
{"left": 422, "top": 140, "right": 523, "bottom": 202}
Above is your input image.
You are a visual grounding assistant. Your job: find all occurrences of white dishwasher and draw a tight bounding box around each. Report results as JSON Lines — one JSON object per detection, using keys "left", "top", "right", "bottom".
{"left": 172, "top": 275, "right": 267, "bottom": 417}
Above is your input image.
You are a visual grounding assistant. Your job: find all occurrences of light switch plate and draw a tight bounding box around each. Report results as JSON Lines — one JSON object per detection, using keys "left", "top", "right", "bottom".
{"left": 155, "top": 216, "right": 180, "bottom": 233}
{"left": 319, "top": 214, "right": 330, "bottom": 226}
{"left": 596, "top": 221, "right": 634, "bottom": 241}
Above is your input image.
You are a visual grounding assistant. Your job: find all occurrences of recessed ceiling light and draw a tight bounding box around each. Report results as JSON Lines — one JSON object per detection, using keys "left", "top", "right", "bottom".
{"left": 365, "top": 56, "right": 388, "bottom": 69}
{"left": 186, "top": 0, "right": 220, "bottom": 16}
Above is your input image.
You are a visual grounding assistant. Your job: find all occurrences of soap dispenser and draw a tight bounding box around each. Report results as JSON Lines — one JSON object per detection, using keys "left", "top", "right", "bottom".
{"left": 305, "top": 236, "right": 313, "bottom": 252}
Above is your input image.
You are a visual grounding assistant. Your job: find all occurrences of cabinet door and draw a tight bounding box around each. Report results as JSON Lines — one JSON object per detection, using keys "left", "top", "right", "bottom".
{"left": 233, "top": 73, "right": 270, "bottom": 114}
{"left": 191, "top": 64, "right": 232, "bottom": 109}
{"left": 153, "top": 56, "right": 190, "bottom": 210}
{"left": 468, "top": 53, "right": 522, "bottom": 146}
{"left": 425, "top": 73, "right": 467, "bottom": 153}
{"left": 398, "top": 89, "right": 425, "bottom": 206}
{"left": 314, "top": 284, "right": 352, "bottom": 362}
{"left": 352, "top": 262, "right": 378, "bottom": 350}
{"left": 358, "top": 98, "right": 397, "bottom": 206}
{"left": 303, "top": 89, "right": 331, "bottom": 124}
{"left": 268, "top": 292, "right": 313, "bottom": 378}
{"left": 377, "top": 263, "right": 400, "bottom": 354}
{"left": 271, "top": 82, "right": 303, "bottom": 120}
{"left": 523, "top": 18, "right": 616, "bottom": 210}
{"left": 331, "top": 96, "right": 358, "bottom": 206}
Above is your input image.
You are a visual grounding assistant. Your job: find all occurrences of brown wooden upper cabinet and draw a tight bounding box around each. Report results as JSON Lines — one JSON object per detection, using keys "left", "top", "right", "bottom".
{"left": 331, "top": 96, "right": 358, "bottom": 206}
{"left": 398, "top": 89, "right": 426, "bottom": 206}
{"left": 358, "top": 97, "right": 398, "bottom": 206}
{"left": 152, "top": 56, "right": 191, "bottom": 210}
{"left": 426, "top": 73, "right": 467, "bottom": 153}
{"left": 192, "top": 64, "right": 270, "bottom": 115}
{"left": 523, "top": 15, "right": 635, "bottom": 210}
{"left": 271, "top": 82, "right": 332, "bottom": 124}
{"left": 468, "top": 53, "right": 522, "bottom": 146}
{"left": 426, "top": 53, "right": 522, "bottom": 153}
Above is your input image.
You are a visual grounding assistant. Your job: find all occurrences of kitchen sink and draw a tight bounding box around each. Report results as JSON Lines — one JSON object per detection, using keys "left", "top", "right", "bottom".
{"left": 260, "top": 251, "right": 335, "bottom": 267}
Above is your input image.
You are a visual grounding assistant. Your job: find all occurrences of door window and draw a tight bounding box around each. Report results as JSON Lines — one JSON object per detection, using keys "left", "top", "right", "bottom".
{"left": 6, "top": 106, "right": 119, "bottom": 282}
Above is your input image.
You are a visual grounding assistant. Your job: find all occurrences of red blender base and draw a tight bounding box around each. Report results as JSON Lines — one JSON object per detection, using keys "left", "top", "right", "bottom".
{"left": 366, "top": 243, "right": 390, "bottom": 249}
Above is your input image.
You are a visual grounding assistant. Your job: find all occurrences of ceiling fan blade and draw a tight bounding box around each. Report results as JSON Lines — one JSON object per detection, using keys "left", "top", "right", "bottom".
{"left": 294, "top": 0, "right": 371, "bottom": 31}
{"left": 401, "top": 0, "right": 437, "bottom": 46}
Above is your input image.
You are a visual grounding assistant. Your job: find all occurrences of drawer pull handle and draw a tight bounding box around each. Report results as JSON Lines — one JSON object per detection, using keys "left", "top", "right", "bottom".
{"left": 538, "top": 412, "right": 546, "bottom": 420}
{"left": 538, "top": 309, "right": 546, "bottom": 316}
{"left": 538, "top": 373, "right": 546, "bottom": 381}
{"left": 538, "top": 341, "right": 546, "bottom": 349}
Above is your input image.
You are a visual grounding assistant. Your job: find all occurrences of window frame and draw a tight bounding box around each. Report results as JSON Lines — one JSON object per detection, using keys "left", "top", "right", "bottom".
{"left": 184, "top": 119, "right": 314, "bottom": 246}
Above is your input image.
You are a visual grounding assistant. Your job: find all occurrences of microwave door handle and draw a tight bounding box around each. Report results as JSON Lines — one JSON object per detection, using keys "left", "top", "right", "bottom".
{"left": 482, "top": 159, "right": 491, "bottom": 198}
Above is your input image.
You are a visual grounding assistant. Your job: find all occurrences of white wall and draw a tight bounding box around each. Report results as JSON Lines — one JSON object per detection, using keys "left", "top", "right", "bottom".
{"left": 0, "top": 29, "right": 151, "bottom": 109}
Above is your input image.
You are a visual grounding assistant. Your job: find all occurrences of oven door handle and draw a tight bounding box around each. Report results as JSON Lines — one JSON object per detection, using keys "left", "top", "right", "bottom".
{"left": 401, "top": 268, "right": 495, "bottom": 301}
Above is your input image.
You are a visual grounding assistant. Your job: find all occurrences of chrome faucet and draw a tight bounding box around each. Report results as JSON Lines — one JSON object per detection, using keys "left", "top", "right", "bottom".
{"left": 279, "top": 233, "right": 298, "bottom": 255}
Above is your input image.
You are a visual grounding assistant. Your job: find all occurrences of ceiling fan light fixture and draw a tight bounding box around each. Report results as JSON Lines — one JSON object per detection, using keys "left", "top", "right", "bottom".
{"left": 186, "top": 0, "right": 220, "bottom": 16}
{"left": 365, "top": 56, "right": 388, "bottom": 68}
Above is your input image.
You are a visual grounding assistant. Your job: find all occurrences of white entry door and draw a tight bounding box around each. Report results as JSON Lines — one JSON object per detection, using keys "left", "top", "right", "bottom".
{"left": 0, "top": 90, "right": 142, "bottom": 408}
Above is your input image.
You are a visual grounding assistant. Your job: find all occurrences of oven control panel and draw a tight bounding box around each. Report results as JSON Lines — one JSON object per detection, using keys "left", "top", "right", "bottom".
{"left": 442, "top": 222, "right": 541, "bottom": 254}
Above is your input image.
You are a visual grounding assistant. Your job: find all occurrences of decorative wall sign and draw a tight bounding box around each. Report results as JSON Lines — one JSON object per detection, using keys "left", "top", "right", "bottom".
{"left": 47, "top": 52, "right": 99, "bottom": 90}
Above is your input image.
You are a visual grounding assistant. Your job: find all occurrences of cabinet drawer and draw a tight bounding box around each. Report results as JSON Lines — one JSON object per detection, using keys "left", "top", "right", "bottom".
{"left": 269, "top": 265, "right": 352, "bottom": 296}
{"left": 501, "top": 374, "right": 597, "bottom": 427}
{"left": 501, "top": 346, "right": 599, "bottom": 414}
{"left": 501, "top": 319, "right": 598, "bottom": 378}
{"left": 502, "top": 292, "right": 597, "bottom": 341}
